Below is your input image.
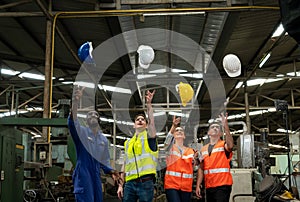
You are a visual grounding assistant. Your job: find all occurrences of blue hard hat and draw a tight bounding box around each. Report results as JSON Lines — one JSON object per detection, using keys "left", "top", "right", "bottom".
{"left": 78, "top": 41, "right": 94, "bottom": 63}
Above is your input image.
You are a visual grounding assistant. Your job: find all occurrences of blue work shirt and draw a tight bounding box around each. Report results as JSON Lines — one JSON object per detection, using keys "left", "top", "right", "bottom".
{"left": 68, "top": 116, "right": 113, "bottom": 202}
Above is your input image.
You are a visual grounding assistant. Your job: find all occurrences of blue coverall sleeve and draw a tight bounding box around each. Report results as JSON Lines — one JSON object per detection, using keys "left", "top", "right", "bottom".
{"left": 100, "top": 137, "right": 113, "bottom": 172}
{"left": 100, "top": 162, "right": 113, "bottom": 174}
{"left": 68, "top": 115, "right": 81, "bottom": 144}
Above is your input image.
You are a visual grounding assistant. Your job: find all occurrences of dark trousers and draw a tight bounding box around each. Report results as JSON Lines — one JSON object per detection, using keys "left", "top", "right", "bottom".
{"left": 206, "top": 185, "right": 232, "bottom": 202}
{"left": 165, "top": 189, "right": 192, "bottom": 202}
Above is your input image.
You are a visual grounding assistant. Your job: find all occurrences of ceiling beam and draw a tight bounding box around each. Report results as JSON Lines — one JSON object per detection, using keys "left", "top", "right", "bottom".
{"left": 120, "top": 0, "right": 226, "bottom": 4}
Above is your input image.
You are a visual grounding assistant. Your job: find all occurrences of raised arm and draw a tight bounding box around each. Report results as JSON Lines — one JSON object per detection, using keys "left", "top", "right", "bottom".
{"left": 68, "top": 87, "right": 84, "bottom": 142}
{"left": 146, "top": 90, "right": 156, "bottom": 138}
{"left": 164, "top": 116, "right": 181, "bottom": 147}
{"left": 220, "top": 113, "right": 234, "bottom": 151}
{"left": 169, "top": 115, "right": 181, "bottom": 134}
{"left": 70, "top": 86, "right": 84, "bottom": 120}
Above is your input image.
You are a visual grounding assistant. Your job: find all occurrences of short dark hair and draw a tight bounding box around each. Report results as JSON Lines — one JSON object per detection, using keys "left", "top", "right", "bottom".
{"left": 134, "top": 113, "right": 148, "bottom": 123}
{"left": 208, "top": 120, "right": 223, "bottom": 132}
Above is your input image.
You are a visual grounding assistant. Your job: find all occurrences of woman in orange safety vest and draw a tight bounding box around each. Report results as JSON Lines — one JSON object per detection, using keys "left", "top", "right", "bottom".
{"left": 164, "top": 116, "right": 198, "bottom": 202}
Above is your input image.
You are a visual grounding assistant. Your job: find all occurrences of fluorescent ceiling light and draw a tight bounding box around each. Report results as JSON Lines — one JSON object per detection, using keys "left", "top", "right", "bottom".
{"left": 110, "top": 144, "right": 125, "bottom": 149}
{"left": 0, "top": 110, "right": 30, "bottom": 118}
{"left": 19, "top": 72, "right": 45, "bottom": 80}
{"left": 276, "top": 128, "right": 295, "bottom": 134}
{"left": 156, "top": 132, "right": 166, "bottom": 136}
{"left": 1, "top": 68, "right": 53, "bottom": 80}
{"left": 169, "top": 111, "right": 189, "bottom": 118}
{"left": 153, "top": 111, "right": 166, "bottom": 117}
{"left": 137, "top": 74, "right": 156, "bottom": 79}
{"left": 235, "top": 82, "right": 243, "bottom": 89}
{"left": 230, "top": 130, "right": 244, "bottom": 134}
{"left": 62, "top": 81, "right": 73, "bottom": 84}
{"left": 78, "top": 114, "right": 134, "bottom": 126}
{"left": 149, "top": 69, "right": 166, "bottom": 73}
{"left": 172, "top": 69, "right": 188, "bottom": 73}
{"left": 227, "top": 108, "right": 276, "bottom": 120}
{"left": 268, "top": 143, "right": 287, "bottom": 149}
{"left": 1, "top": 68, "right": 19, "bottom": 75}
{"left": 180, "top": 73, "right": 203, "bottom": 79}
{"left": 25, "top": 107, "right": 43, "bottom": 112}
{"left": 265, "top": 78, "right": 284, "bottom": 83}
{"left": 259, "top": 52, "right": 271, "bottom": 68}
{"left": 235, "top": 78, "right": 283, "bottom": 89}
{"left": 272, "top": 23, "right": 285, "bottom": 38}
{"left": 74, "top": 81, "right": 95, "bottom": 89}
{"left": 100, "top": 85, "right": 132, "bottom": 94}
{"left": 287, "top": 71, "right": 300, "bottom": 77}
{"left": 158, "top": 143, "right": 165, "bottom": 148}
{"left": 104, "top": 134, "right": 130, "bottom": 140}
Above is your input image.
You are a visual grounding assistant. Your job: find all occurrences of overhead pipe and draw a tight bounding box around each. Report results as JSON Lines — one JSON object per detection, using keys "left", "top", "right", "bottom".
{"left": 0, "top": 12, "right": 44, "bottom": 17}
{"left": 0, "top": 0, "right": 32, "bottom": 10}
{"left": 46, "top": 5, "right": 279, "bottom": 142}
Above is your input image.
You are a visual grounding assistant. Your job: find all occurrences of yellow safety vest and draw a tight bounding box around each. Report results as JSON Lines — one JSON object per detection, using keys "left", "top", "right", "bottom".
{"left": 124, "top": 130, "right": 158, "bottom": 182}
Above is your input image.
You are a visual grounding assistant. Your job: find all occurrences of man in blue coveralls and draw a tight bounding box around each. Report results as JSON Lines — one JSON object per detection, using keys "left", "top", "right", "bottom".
{"left": 68, "top": 87, "right": 122, "bottom": 202}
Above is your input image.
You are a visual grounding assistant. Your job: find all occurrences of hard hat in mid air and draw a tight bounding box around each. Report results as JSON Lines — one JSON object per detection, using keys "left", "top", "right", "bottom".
{"left": 176, "top": 82, "right": 194, "bottom": 107}
{"left": 222, "top": 54, "right": 241, "bottom": 77}
{"left": 137, "top": 45, "right": 155, "bottom": 69}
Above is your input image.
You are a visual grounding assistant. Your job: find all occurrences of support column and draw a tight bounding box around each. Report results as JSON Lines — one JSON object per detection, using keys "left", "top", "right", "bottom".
{"left": 245, "top": 92, "right": 251, "bottom": 133}
{"left": 42, "top": 3, "right": 52, "bottom": 142}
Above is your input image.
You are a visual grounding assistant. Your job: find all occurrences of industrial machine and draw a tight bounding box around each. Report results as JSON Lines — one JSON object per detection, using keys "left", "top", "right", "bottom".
{"left": 0, "top": 126, "right": 24, "bottom": 202}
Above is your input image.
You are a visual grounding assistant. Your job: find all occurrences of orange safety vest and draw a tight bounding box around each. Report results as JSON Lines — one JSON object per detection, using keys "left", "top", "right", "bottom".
{"left": 164, "top": 145, "right": 195, "bottom": 192}
{"left": 201, "top": 140, "right": 233, "bottom": 189}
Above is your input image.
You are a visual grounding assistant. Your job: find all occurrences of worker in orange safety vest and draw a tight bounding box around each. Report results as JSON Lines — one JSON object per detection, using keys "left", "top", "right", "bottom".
{"left": 195, "top": 113, "right": 234, "bottom": 202}
{"left": 164, "top": 116, "right": 198, "bottom": 202}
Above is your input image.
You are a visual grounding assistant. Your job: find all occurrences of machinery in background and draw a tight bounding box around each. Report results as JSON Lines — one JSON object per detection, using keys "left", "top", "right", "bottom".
{"left": 22, "top": 99, "right": 122, "bottom": 201}
{"left": 234, "top": 125, "right": 300, "bottom": 202}
{"left": 23, "top": 99, "right": 75, "bottom": 202}
{"left": 0, "top": 126, "right": 24, "bottom": 202}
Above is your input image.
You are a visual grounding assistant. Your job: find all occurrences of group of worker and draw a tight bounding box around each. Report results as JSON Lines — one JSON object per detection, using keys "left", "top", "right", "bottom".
{"left": 68, "top": 88, "right": 234, "bottom": 202}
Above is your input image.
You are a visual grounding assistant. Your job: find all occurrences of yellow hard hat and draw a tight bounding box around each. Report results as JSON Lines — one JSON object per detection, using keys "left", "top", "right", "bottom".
{"left": 176, "top": 82, "right": 194, "bottom": 107}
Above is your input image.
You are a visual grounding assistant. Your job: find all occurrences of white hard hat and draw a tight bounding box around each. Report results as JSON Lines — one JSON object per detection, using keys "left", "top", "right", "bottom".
{"left": 222, "top": 54, "right": 241, "bottom": 77}
{"left": 137, "top": 45, "right": 155, "bottom": 69}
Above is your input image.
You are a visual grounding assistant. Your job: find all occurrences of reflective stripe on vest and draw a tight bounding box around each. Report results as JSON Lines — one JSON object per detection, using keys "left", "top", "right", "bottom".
{"left": 203, "top": 168, "right": 230, "bottom": 175}
{"left": 165, "top": 171, "right": 193, "bottom": 179}
{"left": 202, "top": 147, "right": 224, "bottom": 156}
{"left": 126, "top": 153, "right": 156, "bottom": 164}
{"left": 201, "top": 140, "right": 233, "bottom": 188}
{"left": 126, "top": 164, "right": 157, "bottom": 176}
{"left": 124, "top": 130, "right": 158, "bottom": 181}
{"left": 169, "top": 151, "right": 194, "bottom": 159}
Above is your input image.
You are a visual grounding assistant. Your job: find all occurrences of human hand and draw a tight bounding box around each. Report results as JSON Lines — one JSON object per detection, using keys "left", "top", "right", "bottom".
{"left": 73, "top": 86, "right": 85, "bottom": 102}
{"left": 110, "top": 170, "right": 124, "bottom": 187}
{"left": 195, "top": 186, "right": 202, "bottom": 198}
{"left": 145, "top": 90, "right": 155, "bottom": 104}
{"left": 219, "top": 112, "right": 228, "bottom": 127}
{"left": 172, "top": 115, "right": 181, "bottom": 126}
{"left": 117, "top": 186, "right": 123, "bottom": 200}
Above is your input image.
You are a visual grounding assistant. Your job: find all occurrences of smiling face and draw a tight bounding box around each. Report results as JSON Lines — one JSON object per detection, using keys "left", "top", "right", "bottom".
{"left": 133, "top": 114, "right": 147, "bottom": 131}
{"left": 208, "top": 123, "right": 222, "bottom": 137}
{"left": 174, "top": 127, "right": 185, "bottom": 140}
{"left": 86, "top": 110, "right": 99, "bottom": 128}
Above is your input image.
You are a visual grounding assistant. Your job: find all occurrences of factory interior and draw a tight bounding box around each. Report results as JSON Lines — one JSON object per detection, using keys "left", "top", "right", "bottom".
{"left": 1, "top": 0, "right": 300, "bottom": 201}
